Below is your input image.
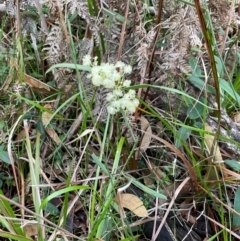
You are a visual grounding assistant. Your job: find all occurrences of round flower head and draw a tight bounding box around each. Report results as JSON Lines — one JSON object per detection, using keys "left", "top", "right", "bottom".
{"left": 126, "top": 103, "right": 136, "bottom": 113}
{"left": 123, "top": 80, "right": 131, "bottom": 87}
{"left": 111, "top": 100, "right": 121, "bottom": 110}
{"left": 126, "top": 98, "right": 139, "bottom": 113}
{"left": 107, "top": 105, "right": 117, "bottom": 115}
{"left": 93, "top": 56, "right": 98, "bottom": 66}
{"left": 113, "top": 89, "right": 123, "bottom": 97}
{"left": 82, "top": 55, "right": 92, "bottom": 66}
{"left": 92, "top": 73, "right": 102, "bottom": 86}
{"left": 111, "top": 70, "right": 121, "bottom": 82}
{"left": 106, "top": 92, "right": 115, "bottom": 102}
{"left": 115, "top": 61, "right": 125, "bottom": 71}
{"left": 91, "top": 66, "right": 103, "bottom": 86}
{"left": 126, "top": 89, "right": 136, "bottom": 98}
{"left": 123, "top": 65, "right": 132, "bottom": 74}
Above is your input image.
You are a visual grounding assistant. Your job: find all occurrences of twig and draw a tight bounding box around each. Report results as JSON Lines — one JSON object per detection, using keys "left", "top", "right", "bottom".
{"left": 56, "top": 0, "right": 70, "bottom": 44}
{"left": 34, "top": 0, "right": 49, "bottom": 35}
{"left": 219, "top": 0, "right": 236, "bottom": 55}
{"left": 117, "top": 0, "right": 130, "bottom": 60}
{"left": 152, "top": 177, "right": 190, "bottom": 241}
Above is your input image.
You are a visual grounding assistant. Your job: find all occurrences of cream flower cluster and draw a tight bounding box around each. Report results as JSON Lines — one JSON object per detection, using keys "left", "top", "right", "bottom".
{"left": 83, "top": 55, "right": 139, "bottom": 115}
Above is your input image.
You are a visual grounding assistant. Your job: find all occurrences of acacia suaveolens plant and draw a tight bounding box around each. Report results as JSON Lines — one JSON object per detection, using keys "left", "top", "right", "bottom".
{"left": 83, "top": 55, "right": 139, "bottom": 115}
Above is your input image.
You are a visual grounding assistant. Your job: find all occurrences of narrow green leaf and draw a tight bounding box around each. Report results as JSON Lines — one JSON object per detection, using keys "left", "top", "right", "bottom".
{"left": 0, "top": 120, "right": 5, "bottom": 130}
{"left": 187, "top": 99, "right": 205, "bottom": 120}
{"left": 36, "top": 120, "right": 45, "bottom": 135}
{"left": 225, "top": 160, "right": 240, "bottom": 172}
{"left": 233, "top": 187, "right": 240, "bottom": 228}
{"left": 39, "top": 185, "right": 90, "bottom": 212}
{"left": 174, "top": 126, "right": 192, "bottom": 148}
{"left": 188, "top": 75, "right": 216, "bottom": 94}
{"left": 0, "top": 231, "right": 32, "bottom": 241}
{"left": 103, "top": 8, "right": 131, "bottom": 25}
{"left": 214, "top": 56, "right": 223, "bottom": 77}
{"left": 46, "top": 63, "right": 91, "bottom": 74}
{"left": 89, "top": 197, "right": 113, "bottom": 240}
{"left": 92, "top": 154, "right": 109, "bottom": 175}
{"left": 0, "top": 151, "right": 10, "bottom": 164}
{"left": 125, "top": 175, "right": 167, "bottom": 200}
{"left": 0, "top": 190, "right": 24, "bottom": 235}
{"left": 219, "top": 78, "right": 240, "bottom": 104}
{"left": 43, "top": 202, "right": 59, "bottom": 214}
{"left": 96, "top": 137, "right": 125, "bottom": 239}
